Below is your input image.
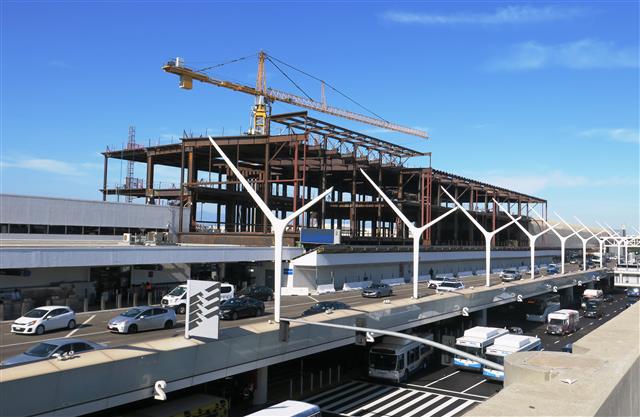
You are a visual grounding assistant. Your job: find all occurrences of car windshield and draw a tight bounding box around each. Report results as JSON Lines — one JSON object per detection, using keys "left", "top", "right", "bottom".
{"left": 25, "top": 342, "right": 58, "bottom": 357}
{"left": 121, "top": 308, "right": 143, "bottom": 318}
{"left": 455, "top": 345, "right": 481, "bottom": 356}
{"left": 23, "top": 309, "right": 48, "bottom": 318}
{"left": 168, "top": 287, "right": 186, "bottom": 297}
{"left": 222, "top": 299, "right": 242, "bottom": 306}
{"left": 549, "top": 318, "right": 565, "bottom": 326}
{"left": 504, "top": 269, "right": 517, "bottom": 274}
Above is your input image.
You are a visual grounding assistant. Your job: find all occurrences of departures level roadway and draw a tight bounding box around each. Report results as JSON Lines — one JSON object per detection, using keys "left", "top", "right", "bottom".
{"left": 0, "top": 264, "right": 584, "bottom": 361}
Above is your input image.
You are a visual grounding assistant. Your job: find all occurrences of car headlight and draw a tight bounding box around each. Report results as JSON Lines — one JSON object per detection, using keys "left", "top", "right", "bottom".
{"left": 27, "top": 320, "right": 36, "bottom": 326}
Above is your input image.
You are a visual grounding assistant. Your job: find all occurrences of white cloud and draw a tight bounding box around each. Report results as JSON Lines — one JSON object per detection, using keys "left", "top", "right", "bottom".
{"left": 478, "top": 170, "right": 636, "bottom": 195}
{"left": 488, "top": 39, "right": 639, "bottom": 70}
{"left": 383, "top": 5, "right": 584, "bottom": 25}
{"left": 579, "top": 128, "right": 639, "bottom": 144}
{"left": 0, "top": 157, "right": 100, "bottom": 176}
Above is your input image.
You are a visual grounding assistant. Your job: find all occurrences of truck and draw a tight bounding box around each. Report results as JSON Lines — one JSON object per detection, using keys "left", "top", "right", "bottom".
{"left": 581, "top": 289, "right": 604, "bottom": 318}
{"left": 546, "top": 309, "right": 579, "bottom": 336}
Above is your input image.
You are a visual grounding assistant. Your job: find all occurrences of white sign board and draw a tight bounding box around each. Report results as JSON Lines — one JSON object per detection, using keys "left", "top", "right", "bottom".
{"left": 185, "top": 280, "right": 220, "bottom": 340}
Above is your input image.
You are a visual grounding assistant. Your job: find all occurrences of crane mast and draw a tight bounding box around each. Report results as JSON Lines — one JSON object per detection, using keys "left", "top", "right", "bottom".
{"left": 162, "top": 56, "right": 428, "bottom": 139}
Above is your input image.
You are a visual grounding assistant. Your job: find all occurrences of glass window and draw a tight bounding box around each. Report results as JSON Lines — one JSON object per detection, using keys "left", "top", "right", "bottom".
{"left": 29, "top": 224, "right": 47, "bottom": 234}
{"left": 23, "top": 309, "right": 48, "bottom": 318}
{"left": 122, "top": 308, "right": 143, "bottom": 318}
{"left": 10, "top": 224, "right": 28, "bottom": 233}
{"left": 49, "top": 225, "right": 66, "bottom": 234}
{"left": 83, "top": 226, "right": 99, "bottom": 235}
{"left": 221, "top": 286, "right": 232, "bottom": 293}
{"left": 114, "top": 227, "right": 129, "bottom": 235}
{"left": 100, "top": 227, "right": 115, "bottom": 235}
{"left": 56, "top": 344, "right": 74, "bottom": 354}
{"left": 0, "top": 224, "right": 9, "bottom": 233}
{"left": 72, "top": 343, "right": 93, "bottom": 352}
{"left": 67, "top": 226, "right": 83, "bottom": 234}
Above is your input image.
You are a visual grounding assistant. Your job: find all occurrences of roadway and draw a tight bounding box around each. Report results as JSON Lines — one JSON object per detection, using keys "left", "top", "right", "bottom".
{"left": 303, "top": 288, "right": 629, "bottom": 417}
{"left": 0, "top": 263, "right": 590, "bottom": 362}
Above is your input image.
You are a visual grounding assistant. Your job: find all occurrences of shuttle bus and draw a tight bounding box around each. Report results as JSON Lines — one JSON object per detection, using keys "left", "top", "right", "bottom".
{"left": 524, "top": 293, "right": 561, "bottom": 322}
{"left": 368, "top": 334, "right": 434, "bottom": 382}
{"left": 453, "top": 326, "right": 509, "bottom": 371}
{"left": 482, "top": 334, "right": 542, "bottom": 382}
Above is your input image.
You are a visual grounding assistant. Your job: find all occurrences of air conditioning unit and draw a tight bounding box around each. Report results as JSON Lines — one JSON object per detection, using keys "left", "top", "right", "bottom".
{"left": 122, "top": 233, "right": 134, "bottom": 244}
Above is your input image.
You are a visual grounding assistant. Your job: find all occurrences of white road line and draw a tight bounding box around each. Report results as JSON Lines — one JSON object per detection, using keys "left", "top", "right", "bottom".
{"left": 385, "top": 391, "right": 435, "bottom": 416}
{"left": 322, "top": 384, "right": 382, "bottom": 410}
{"left": 304, "top": 381, "right": 360, "bottom": 403}
{"left": 425, "top": 370, "right": 460, "bottom": 386}
{"left": 405, "top": 383, "right": 487, "bottom": 400}
{"left": 66, "top": 314, "right": 95, "bottom": 338}
{"left": 360, "top": 390, "right": 424, "bottom": 417}
{"left": 423, "top": 397, "right": 458, "bottom": 417}
{"left": 399, "top": 394, "right": 446, "bottom": 417}
{"left": 345, "top": 388, "right": 408, "bottom": 416}
{"left": 331, "top": 386, "right": 393, "bottom": 414}
{"left": 441, "top": 400, "right": 476, "bottom": 417}
{"left": 461, "top": 379, "right": 487, "bottom": 393}
{"left": 307, "top": 295, "right": 319, "bottom": 303}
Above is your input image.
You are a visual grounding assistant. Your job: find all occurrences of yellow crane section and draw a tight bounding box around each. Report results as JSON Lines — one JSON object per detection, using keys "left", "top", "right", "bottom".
{"left": 162, "top": 56, "right": 428, "bottom": 139}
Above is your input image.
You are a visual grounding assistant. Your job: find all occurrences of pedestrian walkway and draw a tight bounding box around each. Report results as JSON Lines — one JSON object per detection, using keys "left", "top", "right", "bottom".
{"left": 304, "top": 380, "right": 481, "bottom": 417}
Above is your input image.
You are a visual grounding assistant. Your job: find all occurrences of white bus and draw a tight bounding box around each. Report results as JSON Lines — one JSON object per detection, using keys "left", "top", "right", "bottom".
{"left": 368, "top": 334, "right": 434, "bottom": 382}
{"left": 482, "top": 334, "right": 542, "bottom": 382}
{"left": 453, "top": 326, "right": 509, "bottom": 371}
{"left": 524, "top": 293, "right": 561, "bottom": 322}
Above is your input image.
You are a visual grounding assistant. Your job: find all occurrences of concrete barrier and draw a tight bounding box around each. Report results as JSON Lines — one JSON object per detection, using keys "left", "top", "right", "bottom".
{"left": 435, "top": 273, "right": 454, "bottom": 279}
{"left": 456, "top": 271, "right": 473, "bottom": 278}
{"left": 475, "top": 269, "right": 486, "bottom": 275}
{"left": 491, "top": 268, "right": 504, "bottom": 274}
{"left": 281, "top": 287, "right": 309, "bottom": 296}
{"left": 467, "top": 301, "right": 639, "bottom": 417}
{"left": 417, "top": 275, "right": 430, "bottom": 282}
{"left": 342, "top": 281, "right": 372, "bottom": 291}
{"left": 381, "top": 278, "right": 406, "bottom": 286}
{"left": 316, "top": 284, "right": 336, "bottom": 294}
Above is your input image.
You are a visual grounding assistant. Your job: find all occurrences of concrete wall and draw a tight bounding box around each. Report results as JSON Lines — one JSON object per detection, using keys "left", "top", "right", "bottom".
{"left": 466, "top": 302, "right": 639, "bottom": 417}
{"left": 0, "top": 267, "right": 89, "bottom": 289}
{"left": 0, "top": 269, "right": 602, "bottom": 417}
{"left": 0, "top": 193, "right": 189, "bottom": 234}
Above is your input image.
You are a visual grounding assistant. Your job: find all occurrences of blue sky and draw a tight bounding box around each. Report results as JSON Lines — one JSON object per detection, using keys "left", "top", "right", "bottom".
{"left": 1, "top": 1, "right": 638, "bottom": 229}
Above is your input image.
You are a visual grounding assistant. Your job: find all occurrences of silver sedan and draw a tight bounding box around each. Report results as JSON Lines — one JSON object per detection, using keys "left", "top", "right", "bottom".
{"left": 108, "top": 306, "right": 176, "bottom": 334}
{"left": 362, "top": 283, "right": 393, "bottom": 298}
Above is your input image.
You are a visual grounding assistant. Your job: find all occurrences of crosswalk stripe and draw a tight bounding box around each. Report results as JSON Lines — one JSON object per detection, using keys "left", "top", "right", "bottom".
{"left": 402, "top": 395, "right": 448, "bottom": 417}
{"left": 345, "top": 388, "right": 409, "bottom": 416}
{"left": 359, "top": 390, "right": 424, "bottom": 417}
{"left": 304, "top": 381, "right": 360, "bottom": 403}
{"left": 323, "top": 385, "right": 389, "bottom": 411}
{"left": 422, "top": 397, "right": 458, "bottom": 416}
{"left": 385, "top": 392, "right": 438, "bottom": 416}
{"left": 367, "top": 391, "right": 425, "bottom": 417}
{"left": 439, "top": 399, "right": 476, "bottom": 417}
{"left": 331, "top": 386, "right": 395, "bottom": 414}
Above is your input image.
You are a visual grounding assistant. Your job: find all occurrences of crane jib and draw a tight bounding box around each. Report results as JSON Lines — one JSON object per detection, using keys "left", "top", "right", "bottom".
{"left": 162, "top": 62, "right": 429, "bottom": 139}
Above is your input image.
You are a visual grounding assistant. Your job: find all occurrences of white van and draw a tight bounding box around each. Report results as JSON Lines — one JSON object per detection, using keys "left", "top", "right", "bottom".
{"left": 161, "top": 283, "right": 235, "bottom": 314}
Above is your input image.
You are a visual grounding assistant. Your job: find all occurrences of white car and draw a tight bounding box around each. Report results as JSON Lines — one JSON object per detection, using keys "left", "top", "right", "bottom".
{"left": 500, "top": 268, "right": 522, "bottom": 282}
{"left": 436, "top": 281, "right": 465, "bottom": 292}
{"left": 11, "top": 306, "right": 76, "bottom": 335}
{"left": 428, "top": 276, "right": 456, "bottom": 289}
{"left": 162, "top": 283, "right": 235, "bottom": 314}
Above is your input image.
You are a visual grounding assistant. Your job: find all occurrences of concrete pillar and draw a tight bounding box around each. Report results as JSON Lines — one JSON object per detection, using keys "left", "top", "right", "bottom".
{"left": 473, "top": 309, "right": 487, "bottom": 326}
{"left": 253, "top": 366, "right": 268, "bottom": 405}
{"left": 562, "top": 287, "right": 574, "bottom": 306}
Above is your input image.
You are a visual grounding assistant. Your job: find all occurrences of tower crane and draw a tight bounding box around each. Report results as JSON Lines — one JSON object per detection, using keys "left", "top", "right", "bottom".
{"left": 162, "top": 52, "right": 428, "bottom": 139}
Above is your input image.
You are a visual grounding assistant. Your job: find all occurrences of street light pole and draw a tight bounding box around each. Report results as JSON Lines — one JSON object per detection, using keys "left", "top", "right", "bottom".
{"left": 493, "top": 199, "right": 558, "bottom": 280}
{"left": 440, "top": 187, "right": 520, "bottom": 287}
{"left": 360, "top": 169, "right": 457, "bottom": 298}
{"left": 209, "top": 137, "right": 333, "bottom": 322}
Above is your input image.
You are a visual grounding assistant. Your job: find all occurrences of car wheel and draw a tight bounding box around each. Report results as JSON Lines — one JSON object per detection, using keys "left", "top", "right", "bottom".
{"left": 177, "top": 304, "right": 186, "bottom": 315}
{"left": 36, "top": 325, "right": 45, "bottom": 335}
{"left": 128, "top": 324, "right": 138, "bottom": 334}
{"left": 164, "top": 320, "right": 174, "bottom": 329}
{"left": 67, "top": 320, "right": 76, "bottom": 330}
{"left": 256, "top": 308, "right": 264, "bottom": 317}
{"left": 232, "top": 312, "right": 239, "bottom": 320}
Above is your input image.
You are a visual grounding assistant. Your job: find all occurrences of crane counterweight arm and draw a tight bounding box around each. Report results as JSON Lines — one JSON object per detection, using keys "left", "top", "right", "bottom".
{"left": 163, "top": 60, "right": 429, "bottom": 139}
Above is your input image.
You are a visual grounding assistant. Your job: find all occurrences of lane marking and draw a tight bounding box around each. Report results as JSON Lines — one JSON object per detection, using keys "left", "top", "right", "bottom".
{"left": 554, "top": 340, "right": 560, "bottom": 344}
{"left": 404, "top": 383, "right": 488, "bottom": 400}
{"left": 425, "top": 370, "right": 460, "bottom": 387}
{"left": 461, "top": 379, "right": 487, "bottom": 393}
{"left": 65, "top": 314, "right": 95, "bottom": 338}
{"left": 308, "top": 295, "right": 319, "bottom": 303}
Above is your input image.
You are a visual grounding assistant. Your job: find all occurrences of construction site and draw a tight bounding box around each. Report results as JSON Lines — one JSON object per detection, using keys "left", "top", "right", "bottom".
{"left": 100, "top": 52, "right": 547, "bottom": 250}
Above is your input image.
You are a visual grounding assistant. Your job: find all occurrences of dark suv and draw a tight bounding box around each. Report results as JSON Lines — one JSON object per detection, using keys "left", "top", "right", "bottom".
{"left": 240, "top": 286, "right": 274, "bottom": 301}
